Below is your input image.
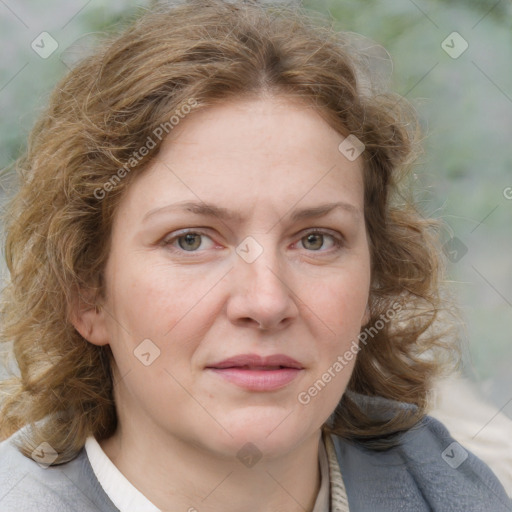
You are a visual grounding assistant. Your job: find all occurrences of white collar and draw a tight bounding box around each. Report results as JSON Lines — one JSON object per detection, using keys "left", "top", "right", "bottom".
{"left": 85, "top": 434, "right": 333, "bottom": 512}
{"left": 85, "top": 436, "right": 161, "bottom": 511}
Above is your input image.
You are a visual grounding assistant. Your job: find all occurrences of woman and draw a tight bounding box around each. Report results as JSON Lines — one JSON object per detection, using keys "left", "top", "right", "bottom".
{"left": 0, "top": 1, "right": 509, "bottom": 510}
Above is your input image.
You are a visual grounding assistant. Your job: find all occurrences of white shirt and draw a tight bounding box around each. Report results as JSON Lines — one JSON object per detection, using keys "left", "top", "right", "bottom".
{"left": 85, "top": 430, "right": 349, "bottom": 512}
{"left": 85, "top": 436, "right": 160, "bottom": 512}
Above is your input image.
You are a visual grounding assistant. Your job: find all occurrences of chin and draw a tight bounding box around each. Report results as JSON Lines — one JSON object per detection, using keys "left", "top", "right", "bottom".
{"left": 200, "top": 407, "right": 316, "bottom": 459}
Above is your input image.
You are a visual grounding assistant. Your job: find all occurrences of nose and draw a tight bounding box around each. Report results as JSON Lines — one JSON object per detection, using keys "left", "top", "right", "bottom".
{"left": 226, "top": 244, "right": 299, "bottom": 330}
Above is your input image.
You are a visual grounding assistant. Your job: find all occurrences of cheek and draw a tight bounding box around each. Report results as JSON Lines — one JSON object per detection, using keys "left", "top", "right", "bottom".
{"left": 103, "top": 259, "right": 226, "bottom": 379}
{"left": 307, "top": 269, "right": 370, "bottom": 337}
{"left": 106, "top": 259, "right": 210, "bottom": 336}
{"left": 300, "top": 276, "right": 368, "bottom": 411}
{"left": 303, "top": 270, "right": 369, "bottom": 403}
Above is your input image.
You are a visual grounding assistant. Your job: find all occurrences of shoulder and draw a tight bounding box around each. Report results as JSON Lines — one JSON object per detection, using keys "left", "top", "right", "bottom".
{"left": 330, "top": 397, "right": 511, "bottom": 511}
{"left": 0, "top": 429, "right": 118, "bottom": 512}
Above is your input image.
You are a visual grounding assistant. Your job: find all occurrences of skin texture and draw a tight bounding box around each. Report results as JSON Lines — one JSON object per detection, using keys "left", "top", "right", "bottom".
{"left": 72, "top": 95, "right": 371, "bottom": 512}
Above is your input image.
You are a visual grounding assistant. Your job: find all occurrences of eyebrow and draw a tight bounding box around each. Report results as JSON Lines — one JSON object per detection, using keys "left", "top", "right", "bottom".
{"left": 143, "top": 200, "right": 361, "bottom": 223}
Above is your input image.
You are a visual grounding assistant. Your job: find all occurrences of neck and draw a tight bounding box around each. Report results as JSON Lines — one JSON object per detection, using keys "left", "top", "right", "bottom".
{"left": 100, "top": 419, "right": 323, "bottom": 512}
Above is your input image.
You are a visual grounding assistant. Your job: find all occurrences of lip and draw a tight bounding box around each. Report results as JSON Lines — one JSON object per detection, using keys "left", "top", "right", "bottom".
{"left": 206, "top": 353, "right": 304, "bottom": 392}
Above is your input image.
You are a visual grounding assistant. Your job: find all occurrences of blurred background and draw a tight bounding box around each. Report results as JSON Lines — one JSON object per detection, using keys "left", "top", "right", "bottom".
{"left": 0, "top": 0, "right": 510, "bottom": 421}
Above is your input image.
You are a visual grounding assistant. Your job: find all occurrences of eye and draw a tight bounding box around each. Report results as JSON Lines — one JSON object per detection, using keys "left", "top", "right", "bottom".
{"left": 160, "top": 228, "right": 344, "bottom": 256}
{"left": 298, "top": 230, "right": 343, "bottom": 252}
{"left": 162, "top": 230, "right": 216, "bottom": 252}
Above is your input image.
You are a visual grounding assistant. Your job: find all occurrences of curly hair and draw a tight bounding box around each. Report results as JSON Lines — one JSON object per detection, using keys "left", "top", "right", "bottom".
{"left": 0, "top": 0, "right": 461, "bottom": 463}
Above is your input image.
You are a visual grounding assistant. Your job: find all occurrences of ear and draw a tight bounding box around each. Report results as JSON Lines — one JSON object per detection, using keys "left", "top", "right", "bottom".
{"left": 69, "top": 289, "right": 110, "bottom": 346}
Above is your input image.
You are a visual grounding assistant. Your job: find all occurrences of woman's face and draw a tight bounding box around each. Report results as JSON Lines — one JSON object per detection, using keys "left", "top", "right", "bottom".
{"left": 82, "top": 95, "right": 371, "bottom": 459}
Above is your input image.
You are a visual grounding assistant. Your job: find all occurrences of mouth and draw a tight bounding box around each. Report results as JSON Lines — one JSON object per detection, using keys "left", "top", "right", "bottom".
{"left": 205, "top": 354, "right": 304, "bottom": 392}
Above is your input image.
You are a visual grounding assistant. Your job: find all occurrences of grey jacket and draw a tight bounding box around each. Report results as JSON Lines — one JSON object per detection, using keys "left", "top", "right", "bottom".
{"left": 0, "top": 406, "right": 510, "bottom": 511}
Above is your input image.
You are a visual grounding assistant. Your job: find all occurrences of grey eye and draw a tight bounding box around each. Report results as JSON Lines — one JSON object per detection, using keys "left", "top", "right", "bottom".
{"left": 178, "top": 233, "right": 203, "bottom": 251}
{"left": 301, "top": 233, "right": 324, "bottom": 251}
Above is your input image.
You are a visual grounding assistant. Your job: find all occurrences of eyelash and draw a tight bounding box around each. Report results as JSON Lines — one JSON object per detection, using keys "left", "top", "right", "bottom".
{"left": 161, "top": 228, "right": 344, "bottom": 256}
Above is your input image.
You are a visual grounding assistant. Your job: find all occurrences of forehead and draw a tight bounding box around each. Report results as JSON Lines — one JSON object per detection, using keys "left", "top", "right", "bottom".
{"left": 163, "top": 94, "right": 347, "bottom": 160}
{"left": 118, "top": 95, "right": 365, "bottom": 220}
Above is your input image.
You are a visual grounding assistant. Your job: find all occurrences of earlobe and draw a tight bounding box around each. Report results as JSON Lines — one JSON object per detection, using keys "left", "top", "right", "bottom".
{"left": 69, "top": 292, "right": 110, "bottom": 346}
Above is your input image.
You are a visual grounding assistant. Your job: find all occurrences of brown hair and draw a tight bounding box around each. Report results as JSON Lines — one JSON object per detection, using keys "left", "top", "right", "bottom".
{"left": 0, "top": 0, "right": 460, "bottom": 463}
